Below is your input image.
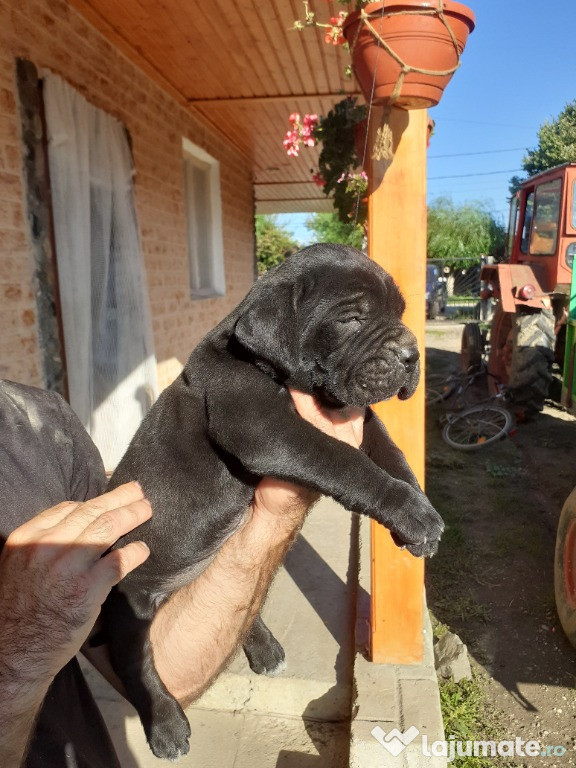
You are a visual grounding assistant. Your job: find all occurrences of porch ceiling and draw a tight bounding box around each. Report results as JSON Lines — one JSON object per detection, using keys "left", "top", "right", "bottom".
{"left": 68, "top": 0, "right": 361, "bottom": 216}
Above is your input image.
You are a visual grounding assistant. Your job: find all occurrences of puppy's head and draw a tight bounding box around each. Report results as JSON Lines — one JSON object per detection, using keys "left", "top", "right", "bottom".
{"left": 234, "top": 244, "right": 420, "bottom": 407}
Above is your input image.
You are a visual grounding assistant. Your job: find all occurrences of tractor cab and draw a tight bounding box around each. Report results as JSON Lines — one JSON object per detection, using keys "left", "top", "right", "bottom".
{"left": 463, "top": 165, "right": 576, "bottom": 413}
{"left": 482, "top": 163, "right": 576, "bottom": 314}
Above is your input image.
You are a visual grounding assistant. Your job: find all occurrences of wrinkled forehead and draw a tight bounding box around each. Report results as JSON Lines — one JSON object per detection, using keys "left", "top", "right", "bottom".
{"left": 301, "top": 260, "right": 406, "bottom": 317}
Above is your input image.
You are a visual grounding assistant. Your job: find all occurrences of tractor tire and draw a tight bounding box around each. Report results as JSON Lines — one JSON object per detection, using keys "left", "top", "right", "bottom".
{"left": 486, "top": 304, "right": 513, "bottom": 397}
{"left": 461, "top": 322, "right": 483, "bottom": 372}
{"left": 428, "top": 299, "right": 440, "bottom": 320}
{"left": 508, "top": 308, "right": 555, "bottom": 412}
{"left": 555, "top": 487, "right": 576, "bottom": 649}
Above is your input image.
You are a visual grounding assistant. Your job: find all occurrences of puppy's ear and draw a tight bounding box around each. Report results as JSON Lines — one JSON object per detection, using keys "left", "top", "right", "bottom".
{"left": 234, "top": 283, "right": 300, "bottom": 377}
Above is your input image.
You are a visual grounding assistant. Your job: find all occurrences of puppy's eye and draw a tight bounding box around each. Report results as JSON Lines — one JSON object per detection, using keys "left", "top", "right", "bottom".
{"left": 337, "top": 317, "right": 362, "bottom": 329}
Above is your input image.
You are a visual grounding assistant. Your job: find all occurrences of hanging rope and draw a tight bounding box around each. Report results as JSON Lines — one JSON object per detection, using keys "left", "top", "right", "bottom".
{"left": 348, "top": 0, "right": 462, "bottom": 162}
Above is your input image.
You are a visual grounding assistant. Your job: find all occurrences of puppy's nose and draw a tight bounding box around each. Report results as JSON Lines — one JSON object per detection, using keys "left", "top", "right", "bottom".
{"left": 398, "top": 346, "right": 420, "bottom": 368}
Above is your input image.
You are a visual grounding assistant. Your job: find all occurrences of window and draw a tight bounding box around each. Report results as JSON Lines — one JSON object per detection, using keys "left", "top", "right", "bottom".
{"left": 507, "top": 195, "right": 519, "bottom": 255}
{"left": 572, "top": 179, "right": 576, "bottom": 229}
{"left": 520, "top": 192, "right": 534, "bottom": 254}
{"left": 41, "top": 70, "right": 158, "bottom": 470}
{"left": 182, "top": 138, "right": 225, "bottom": 298}
{"left": 530, "top": 178, "right": 562, "bottom": 255}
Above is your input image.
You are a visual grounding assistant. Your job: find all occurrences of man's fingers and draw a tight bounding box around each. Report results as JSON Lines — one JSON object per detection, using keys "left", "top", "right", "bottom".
{"left": 11, "top": 501, "right": 80, "bottom": 539}
{"left": 290, "top": 389, "right": 364, "bottom": 448}
{"left": 39, "top": 482, "right": 146, "bottom": 543}
{"left": 73, "top": 499, "right": 153, "bottom": 556}
{"left": 91, "top": 540, "right": 151, "bottom": 594}
{"left": 290, "top": 390, "right": 336, "bottom": 433}
{"left": 64, "top": 481, "right": 145, "bottom": 523}
{"left": 330, "top": 408, "right": 365, "bottom": 448}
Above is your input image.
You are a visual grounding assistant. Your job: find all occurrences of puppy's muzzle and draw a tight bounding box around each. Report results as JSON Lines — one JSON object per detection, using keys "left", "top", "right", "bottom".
{"left": 397, "top": 346, "right": 420, "bottom": 369}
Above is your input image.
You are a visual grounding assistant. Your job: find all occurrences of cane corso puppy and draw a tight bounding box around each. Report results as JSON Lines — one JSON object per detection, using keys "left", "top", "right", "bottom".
{"left": 103, "top": 243, "right": 443, "bottom": 760}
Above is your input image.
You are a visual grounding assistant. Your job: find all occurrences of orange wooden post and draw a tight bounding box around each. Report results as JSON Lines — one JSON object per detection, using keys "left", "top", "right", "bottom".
{"left": 368, "top": 107, "right": 428, "bottom": 663}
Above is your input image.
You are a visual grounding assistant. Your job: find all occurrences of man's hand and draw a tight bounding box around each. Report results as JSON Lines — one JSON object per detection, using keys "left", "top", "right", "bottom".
{"left": 252, "top": 390, "right": 365, "bottom": 525}
{"left": 0, "top": 482, "right": 151, "bottom": 683}
{"left": 0, "top": 481, "right": 152, "bottom": 766}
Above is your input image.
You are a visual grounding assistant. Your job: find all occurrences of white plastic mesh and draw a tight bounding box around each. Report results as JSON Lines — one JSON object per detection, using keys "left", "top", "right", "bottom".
{"left": 42, "top": 71, "right": 158, "bottom": 471}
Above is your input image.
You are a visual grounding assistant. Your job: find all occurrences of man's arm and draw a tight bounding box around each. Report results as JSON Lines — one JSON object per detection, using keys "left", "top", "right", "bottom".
{"left": 152, "top": 392, "right": 364, "bottom": 703}
{"left": 0, "top": 390, "right": 363, "bottom": 766}
{"left": 0, "top": 483, "right": 152, "bottom": 767}
{"left": 88, "top": 392, "right": 365, "bottom": 705}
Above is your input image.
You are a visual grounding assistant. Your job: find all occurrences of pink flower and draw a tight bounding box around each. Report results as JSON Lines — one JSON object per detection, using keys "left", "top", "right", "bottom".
{"left": 324, "top": 12, "right": 346, "bottom": 44}
{"left": 312, "top": 172, "right": 325, "bottom": 188}
{"left": 283, "top": 129, "right": 301, "bottom": 157}
{"left": 283, "top": 112, "right": 318, "bottom": 156}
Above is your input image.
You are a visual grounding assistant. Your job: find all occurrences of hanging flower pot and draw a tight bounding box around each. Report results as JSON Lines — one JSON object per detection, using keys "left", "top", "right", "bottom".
{"left": 343, "top": 0, "right": 475, "bottom": 110}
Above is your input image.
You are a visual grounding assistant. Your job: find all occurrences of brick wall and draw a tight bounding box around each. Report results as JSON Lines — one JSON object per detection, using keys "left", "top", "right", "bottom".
{"left": 0, "top": 0, "right": 256, "bottom": 392}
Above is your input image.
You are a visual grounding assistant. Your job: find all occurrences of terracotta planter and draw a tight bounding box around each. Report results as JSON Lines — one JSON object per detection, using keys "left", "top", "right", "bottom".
{"left": 343, "top": 0, "right": 475, "bottom": 109}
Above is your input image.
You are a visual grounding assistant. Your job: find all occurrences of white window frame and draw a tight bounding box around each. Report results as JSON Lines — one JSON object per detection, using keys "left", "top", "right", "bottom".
{"left": 182, "top": 138, "right": 225, "bottom": 299}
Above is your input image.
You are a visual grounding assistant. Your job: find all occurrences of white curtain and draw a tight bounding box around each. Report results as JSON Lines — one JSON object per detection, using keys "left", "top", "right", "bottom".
{"left": 42, "top": 71, "right": 158, "bottom": 471}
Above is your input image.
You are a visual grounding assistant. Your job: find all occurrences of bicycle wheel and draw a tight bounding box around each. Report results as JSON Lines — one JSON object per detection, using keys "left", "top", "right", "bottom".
{"left": 442, "top": 405, "right": 513, "bottom": 450}
{"left": 426, "top": 374, "right": 457, "bottom": 406}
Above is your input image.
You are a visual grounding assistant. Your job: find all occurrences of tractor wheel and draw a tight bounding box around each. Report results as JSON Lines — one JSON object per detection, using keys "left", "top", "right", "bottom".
{"left": 555, "top": 488, "right": 576, "bottom": 649}
{"left": 461, "top": 322, "right": 483, "bottom": 372}
{"left": 508, "top": 309, "right": 555, "bottom": 412}
{"left": 486, "top": 304, "right": 514, "bottom": 397}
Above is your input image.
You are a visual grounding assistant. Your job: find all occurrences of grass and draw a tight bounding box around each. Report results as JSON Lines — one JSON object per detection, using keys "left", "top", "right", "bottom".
{"left": 435, "top": 594, "right": 492, "bottom": 623}
{"left": 439, "top": 674, "right": 515, "bottom": 768}
{"left": 425, "top": 439, "right": 516, "bottom": 767}
{"left": 484, "top": 459, "right": 526, "bottom": 480}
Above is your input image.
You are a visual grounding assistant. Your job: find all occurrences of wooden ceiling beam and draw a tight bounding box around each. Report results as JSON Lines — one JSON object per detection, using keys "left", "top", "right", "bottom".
{"left": 255, "top": 197, "right": 329, "bottom": 203}
{"left": 190, "top": 92, "right": 359, "bottom": 106}
{"left": 256, "top": 181, "right": 321, "bottom": 187}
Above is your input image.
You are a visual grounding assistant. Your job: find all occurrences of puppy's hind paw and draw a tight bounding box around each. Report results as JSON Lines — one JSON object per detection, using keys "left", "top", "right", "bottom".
{"left": 263, "top": 657, "right": 287, "bottom": 677}
{"left": 147, "top": 702, "right": 191, "bottom": 761}
{"left": 244, "top": 633, "right": 286, "bottom": 676}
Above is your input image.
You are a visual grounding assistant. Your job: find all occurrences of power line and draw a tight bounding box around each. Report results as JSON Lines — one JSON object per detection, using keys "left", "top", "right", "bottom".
{"left": 428, "top": 147, "right": 526, "bottom": 159}
{"left": 429, "top": 169, "right": 522, "bottom": 180}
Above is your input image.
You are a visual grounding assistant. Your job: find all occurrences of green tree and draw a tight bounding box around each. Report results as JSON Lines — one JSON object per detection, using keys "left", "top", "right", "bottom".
{"left": 255, "top": 215, "right": 299, "bottom": 275}
{"left": 427, "top": 198, "right": 506, "bottom": 269}
{"left": 509, "top": 100, "right": 576, "bottom": 194}
{"left": 305, "top": 212, "right": 364, "bottom": 250}
{"left": 523, "top": 100, "right": 576, "bottom": 176}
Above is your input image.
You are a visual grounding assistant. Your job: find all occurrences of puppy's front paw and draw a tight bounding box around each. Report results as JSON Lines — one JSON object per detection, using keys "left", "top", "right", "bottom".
{"left": 387, "top": 493, "right": 444, "bottom": 559}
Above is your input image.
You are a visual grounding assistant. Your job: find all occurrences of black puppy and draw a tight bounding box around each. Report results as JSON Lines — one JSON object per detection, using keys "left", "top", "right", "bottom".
{"left": 104, "top": 243, "right": 443, "bottom": 760}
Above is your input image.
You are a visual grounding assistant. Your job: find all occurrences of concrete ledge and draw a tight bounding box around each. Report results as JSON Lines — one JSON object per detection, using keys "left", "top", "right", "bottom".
{"left": 195, "top": 671, "right": 349, "bottom": 721}
{"left": 350, "top": 516, "right": 446, "bottom": 768}
{"left": 85, "top": 498, "right": 445, "bottom": 767}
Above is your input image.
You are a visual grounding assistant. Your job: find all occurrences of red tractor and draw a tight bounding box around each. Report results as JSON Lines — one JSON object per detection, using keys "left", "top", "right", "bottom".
{"left": 461, "top": 163, "right": 576, "bottom": 414}
{"left": 460, "top": 163, "right": 576, "bottom": 646}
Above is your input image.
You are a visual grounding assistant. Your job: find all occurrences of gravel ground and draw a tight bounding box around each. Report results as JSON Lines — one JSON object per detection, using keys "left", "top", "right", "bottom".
{"left": 425, "top": 319, "right": 576, "bottom": 767}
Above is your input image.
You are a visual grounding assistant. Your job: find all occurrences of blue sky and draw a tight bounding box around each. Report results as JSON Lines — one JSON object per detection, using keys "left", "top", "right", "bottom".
{"left": 279, "top": 0, "right": 576, "bottom": 244}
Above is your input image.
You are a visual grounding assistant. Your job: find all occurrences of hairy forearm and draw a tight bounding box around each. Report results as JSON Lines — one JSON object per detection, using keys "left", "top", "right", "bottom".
{"left": 0, "top": 665, "right": 50, "bottom": 767}
{"left": 149, "top": 505, "right": 305, "bottom": 706}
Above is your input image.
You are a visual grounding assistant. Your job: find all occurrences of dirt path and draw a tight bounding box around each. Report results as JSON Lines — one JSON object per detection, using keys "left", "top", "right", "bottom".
{"left": 425, "top": 320, "right": 576, "bottom": 766}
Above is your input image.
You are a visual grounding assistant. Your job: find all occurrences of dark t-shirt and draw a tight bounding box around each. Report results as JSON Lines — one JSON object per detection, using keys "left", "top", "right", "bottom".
{"left": 0, "top": 380, "right": 121, "bottom": 768}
